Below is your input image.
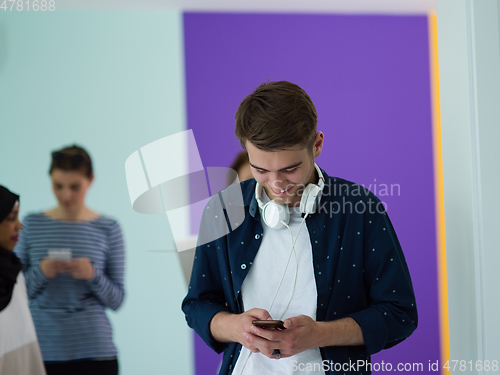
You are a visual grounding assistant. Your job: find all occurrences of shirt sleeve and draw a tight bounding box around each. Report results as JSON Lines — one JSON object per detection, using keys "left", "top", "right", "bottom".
{"left": 14, "top": 215, "right": 50, "bottom": 299}
{"left": 86, "top": 220, "right": 125, "bottom": 310}
{"left": 347, "top": 197, "right": 418, "bottom": 355}
{"left": 182, "top": 195, "right": 233, "bottom": 354}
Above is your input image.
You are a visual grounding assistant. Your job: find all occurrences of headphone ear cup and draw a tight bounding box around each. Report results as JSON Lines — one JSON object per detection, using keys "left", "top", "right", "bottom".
{"left": 300, "top": 184, "right": 322, "bottom": 214}
{"left": 262, "top": 201, "right": 290, "bottom": 229}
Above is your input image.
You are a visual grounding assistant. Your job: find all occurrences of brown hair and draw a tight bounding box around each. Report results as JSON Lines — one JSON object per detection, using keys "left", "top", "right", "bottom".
{"left": 234, "top": 81, "right": 318, "bottom": 152}
{"left": 49, "top": 145, "right": 93, "bottom": 179}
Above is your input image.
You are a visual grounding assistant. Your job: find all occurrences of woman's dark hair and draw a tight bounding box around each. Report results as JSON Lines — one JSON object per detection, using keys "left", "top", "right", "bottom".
{"left": 229, "top": 151, "right": 249, "bottom": 174}
{"left": 49, "top": 145, "right": 93, "bottom": 179}
{"left": 0, "top": 185, "right": 19, "bottom": 223}
{"left": 227, "top": 151, "right": 250, "bottom": 185}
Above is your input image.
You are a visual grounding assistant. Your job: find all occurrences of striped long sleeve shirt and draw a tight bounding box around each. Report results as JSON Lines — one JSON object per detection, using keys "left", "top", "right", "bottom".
{"left": 14, "top": 213, "right": 125, "bottom": 362}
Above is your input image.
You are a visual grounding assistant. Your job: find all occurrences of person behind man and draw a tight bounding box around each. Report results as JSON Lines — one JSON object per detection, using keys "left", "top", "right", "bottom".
{"left": 182, "top": 81, "right": 417, "bottom": 374}
{"left": 229, "top": 151, "right": 253, "bottom": 184}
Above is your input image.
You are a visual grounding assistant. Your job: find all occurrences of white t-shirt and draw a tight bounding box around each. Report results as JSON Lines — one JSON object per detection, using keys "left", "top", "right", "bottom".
{"left": 0, "top": 273, "right": 46, "bottom": 375}
{"left": 232, "top": 191, "right": 325, "bottom": 375}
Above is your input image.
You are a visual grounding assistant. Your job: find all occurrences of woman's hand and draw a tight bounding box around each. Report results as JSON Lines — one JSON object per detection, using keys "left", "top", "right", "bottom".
{"left": 40, "top": 258, "right": 66, "bottom": 279}
{"left": 65, "top": 257, "right": 94, "bottom": 280}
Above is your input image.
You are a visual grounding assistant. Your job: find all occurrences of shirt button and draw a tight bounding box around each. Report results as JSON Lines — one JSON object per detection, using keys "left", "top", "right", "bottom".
{"left": 255, "top": 234, "right": 260, "bottom": 240}
{"left": 241, "top": 264, "right": 247, "bottom": 270}
{"left": 229, "top": 365, "right": 233, "bottom": 370}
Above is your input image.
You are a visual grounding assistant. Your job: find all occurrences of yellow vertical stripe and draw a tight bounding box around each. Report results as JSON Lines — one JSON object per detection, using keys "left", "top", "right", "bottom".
{"left": 428, "top": 13, "right": 450, "bottom": 374}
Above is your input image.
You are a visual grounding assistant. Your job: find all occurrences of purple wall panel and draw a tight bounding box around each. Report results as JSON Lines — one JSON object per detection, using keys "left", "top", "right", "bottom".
{"left": 184, "top": 13, "right": 437, "bottom": 374}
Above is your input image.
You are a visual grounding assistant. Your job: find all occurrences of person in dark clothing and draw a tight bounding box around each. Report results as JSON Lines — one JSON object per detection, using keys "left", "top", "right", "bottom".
{"left": 0, "top": 185, "right": 46, "bottom": 375}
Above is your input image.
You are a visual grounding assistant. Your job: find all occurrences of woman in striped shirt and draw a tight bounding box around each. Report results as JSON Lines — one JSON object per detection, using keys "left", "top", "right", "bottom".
{"left": 15, "top": 145, "right": 125, "bottom": 375}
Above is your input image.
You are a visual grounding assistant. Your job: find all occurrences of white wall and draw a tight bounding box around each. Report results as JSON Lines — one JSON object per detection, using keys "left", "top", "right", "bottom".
{"left": 437, "top": 0, "right": 500, "bottom": 371}
{"left": 0, "top": 10, "right": 193, "bottom": 375}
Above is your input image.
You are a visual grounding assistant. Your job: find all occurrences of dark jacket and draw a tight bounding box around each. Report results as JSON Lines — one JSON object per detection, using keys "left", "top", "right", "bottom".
{"left": 182, "top": 168, "right": 417, "bottom": 374}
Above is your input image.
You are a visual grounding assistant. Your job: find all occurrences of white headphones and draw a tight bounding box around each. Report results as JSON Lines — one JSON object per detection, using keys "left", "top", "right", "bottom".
{"left": 255, "top": 163, "right": 325, "bottom": 229}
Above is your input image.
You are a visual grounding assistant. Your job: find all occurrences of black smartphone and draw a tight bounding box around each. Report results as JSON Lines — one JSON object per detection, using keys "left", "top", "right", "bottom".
{"left": 252, "top": 320, "right": 285, "bottom": 330}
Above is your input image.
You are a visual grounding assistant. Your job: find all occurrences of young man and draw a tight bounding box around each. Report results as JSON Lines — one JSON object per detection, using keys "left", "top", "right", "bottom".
{"left": 182, "top": 81, "right": 417, "bottom": 375}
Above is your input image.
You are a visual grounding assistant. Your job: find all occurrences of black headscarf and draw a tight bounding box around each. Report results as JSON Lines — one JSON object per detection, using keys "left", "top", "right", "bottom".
{"left": 0, "top": 185, "right": 19, "bottom": 222}
{"left": 0, "top": 185, "right": 23, "bottom": 312}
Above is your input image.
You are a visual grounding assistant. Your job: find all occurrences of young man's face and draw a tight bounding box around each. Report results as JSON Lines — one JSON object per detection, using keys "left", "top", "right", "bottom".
{"left": 246, "top": 132, "right": 324, "bottom": 206}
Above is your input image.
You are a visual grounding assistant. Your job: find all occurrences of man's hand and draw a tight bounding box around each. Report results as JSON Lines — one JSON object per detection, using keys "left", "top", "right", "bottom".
{"left": 210, "top": 308, "right": 273, "bottom": 353}
{"left": 211, "top": 311, "right": 317, "bottom": 359}
{"left": 40, "top": 258, "right": 66, "bottom": 279}
{"left": 64, "top": 257, "right": 94, "bottom": 280}
{"left": 249, "top": 315, "right": 320, "bottom": 359}
{"left": 211, "top": 311, "right": 364, "bottom": 360}
{"left": 250, "top": 315, "right": 365, "bottom": 359}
